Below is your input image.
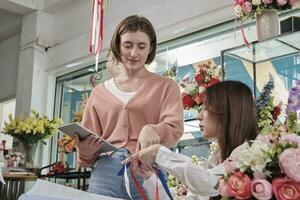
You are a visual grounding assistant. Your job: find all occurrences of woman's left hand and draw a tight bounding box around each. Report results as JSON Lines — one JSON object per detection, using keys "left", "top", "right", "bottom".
{"left": 136, "top": 125, "right": 160, "bottom": 152}
{"left": 123, "top": 144, "right": 161, "bottom": 171}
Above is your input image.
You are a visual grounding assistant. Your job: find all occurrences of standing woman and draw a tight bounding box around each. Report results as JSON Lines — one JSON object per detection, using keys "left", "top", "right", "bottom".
{"left": 74, "top": 15, "right": 184, "bottom": 199}
{"left": 128, "top": 80, "right": 258, "bottom": 199}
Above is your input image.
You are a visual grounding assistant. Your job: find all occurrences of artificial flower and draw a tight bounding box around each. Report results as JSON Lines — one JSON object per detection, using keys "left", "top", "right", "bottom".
{"left": 251, "top": 179, "right": 273, "bottom": 200}
{"left": 180, "top": 61, "right": 221, "bottom": 110}
{"left": 279, "top": 148, "right": 300, "bottom": 182}
{"left": 272, "top": 178, "right": 300, "bottom": 200}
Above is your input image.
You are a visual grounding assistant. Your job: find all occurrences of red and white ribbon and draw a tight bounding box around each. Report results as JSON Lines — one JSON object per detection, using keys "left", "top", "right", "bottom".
{"left": 89, "top": 0, "right": 104, "bottom": 72}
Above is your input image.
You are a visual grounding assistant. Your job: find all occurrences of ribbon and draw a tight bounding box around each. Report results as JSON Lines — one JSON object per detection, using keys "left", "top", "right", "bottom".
{"left": 117, "top": 161, "right": 174, "bottom": 200}
{"left": 89, "top": 0, "right": 104, "bottom": 72}
{"left": 233, "top": 17, "right": 250, "bottom": 48}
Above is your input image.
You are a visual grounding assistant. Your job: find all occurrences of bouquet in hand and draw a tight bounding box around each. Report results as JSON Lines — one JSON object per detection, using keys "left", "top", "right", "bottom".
{"left": 218, "top": 131, "right": 300, "bottom": 200}
{"left": 181, "top": 61, "right": 221, "bottom": 110}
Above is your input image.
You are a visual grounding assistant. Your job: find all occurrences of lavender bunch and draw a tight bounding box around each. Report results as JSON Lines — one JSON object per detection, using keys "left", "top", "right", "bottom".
{"left": 285, "top": 80, "right": 300, "bottom": 134}
{"left": 256, "top": 76, "right": 274, "bottom": 118}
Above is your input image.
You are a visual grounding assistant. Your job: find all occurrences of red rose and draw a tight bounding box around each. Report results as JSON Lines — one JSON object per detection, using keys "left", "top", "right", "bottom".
{"left": 194, "top": 72, "right": 204, "bottom": 85}
{"left": 207, "top": 78, "right": 220, "bottom": 88}
{"left": 272, "top": 177, "right": 300, "bottom": 200}
{"left": 194, "top": 93, "right": 205, "bottom": 105}
{"left": 227, "top": 171, "right": 252, "bottom": 199}
{"left": 182, "top": 93, "right": 195, "bottom": 109}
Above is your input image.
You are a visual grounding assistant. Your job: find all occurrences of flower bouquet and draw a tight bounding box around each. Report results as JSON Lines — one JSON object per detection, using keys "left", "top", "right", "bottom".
{"left": 233, "top": 0, "right": 299, "bottom": 20}
{"left": 181, "top": 61, "right": 221, "bottom": 110}
{"left": 2, "top": 110, "right": 63, "bottom": 167}
{"left": 218, "top": 131, "right": 300, "bottom": 200}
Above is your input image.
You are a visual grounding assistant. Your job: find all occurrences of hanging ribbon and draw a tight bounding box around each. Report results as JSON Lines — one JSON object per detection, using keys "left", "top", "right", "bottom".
{"left": 89, "top": 0, "right": 104, "bottom": 72}
{"left": 233, "top": 17, "right": 250, "bottom": 48}
{"left": 117, "top": 161, "right": 174, "bottom": 200}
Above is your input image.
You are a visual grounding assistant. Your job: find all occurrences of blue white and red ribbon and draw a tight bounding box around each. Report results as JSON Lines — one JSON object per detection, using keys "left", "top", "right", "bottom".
{"left": 117, "top": 161, "right": 174, "bottom": 200}
{"left": 89, "top": 0, "right": 104, "bottom": 72}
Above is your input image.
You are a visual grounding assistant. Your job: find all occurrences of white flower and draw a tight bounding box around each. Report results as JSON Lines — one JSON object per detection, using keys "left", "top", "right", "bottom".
{"left": 252, "top": 0, "right": 262, "bottom": 6}
{"left": 234, "top": 4, "right": 243, "bottom": 17}
{"left": 184, "top": 82, "right": 198, "bottom": 93}
{"left": 198, "top": 86, "right": 206, "bottom": 94}
{"left": 237, "top": 141, "right": 271, "bottom": 173}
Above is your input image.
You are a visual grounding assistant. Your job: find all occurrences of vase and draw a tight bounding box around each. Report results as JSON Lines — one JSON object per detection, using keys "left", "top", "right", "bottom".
{"left": 256, "top": 9, "right": 279, "bottom": 41}
{"left": 22, "top": 142, "right": 38, "bottom": 168}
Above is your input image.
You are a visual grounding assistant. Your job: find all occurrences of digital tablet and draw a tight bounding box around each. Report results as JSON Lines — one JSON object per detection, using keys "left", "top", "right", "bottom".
{"left": 58, "top": 122, "right": 118, "bottom": 153}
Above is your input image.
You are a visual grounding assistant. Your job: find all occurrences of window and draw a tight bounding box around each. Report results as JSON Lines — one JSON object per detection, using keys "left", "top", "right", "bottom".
{"left": 0, "top": 99, "right": 15, "bottom": 150}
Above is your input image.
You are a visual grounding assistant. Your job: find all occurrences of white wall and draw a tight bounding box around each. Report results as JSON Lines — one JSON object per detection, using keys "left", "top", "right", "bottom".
{"left": 0, "top": 34, "right": 20, "bottom": 102}
{"left": 46, "top": 0, "right": 234, "bottom": 74}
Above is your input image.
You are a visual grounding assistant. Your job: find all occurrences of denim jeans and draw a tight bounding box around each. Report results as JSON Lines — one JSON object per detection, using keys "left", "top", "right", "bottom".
{"left": 88, "top": 148, "right": 147, "bottom": 199}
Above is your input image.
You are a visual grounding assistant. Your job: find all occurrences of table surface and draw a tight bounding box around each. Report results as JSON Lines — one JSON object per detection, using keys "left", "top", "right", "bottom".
{"left": 3, "top": 172, "right": 38, "bottom": 180}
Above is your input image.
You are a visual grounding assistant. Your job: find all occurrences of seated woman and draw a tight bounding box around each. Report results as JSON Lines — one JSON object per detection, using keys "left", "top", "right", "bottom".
{"left": 126, "top": 80, "right": 258, "bottom": 199}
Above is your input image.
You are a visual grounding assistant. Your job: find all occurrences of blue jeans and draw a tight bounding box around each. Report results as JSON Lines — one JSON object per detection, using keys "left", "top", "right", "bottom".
{"left": 88, "top": 148, "right": 147, "bottom": 199}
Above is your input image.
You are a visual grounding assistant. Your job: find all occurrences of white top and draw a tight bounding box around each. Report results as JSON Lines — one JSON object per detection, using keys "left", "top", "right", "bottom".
{"left": 104, "top": 78, "right": 136, "bottom": 104}
{"left": 143, "top": 144, "right": 247, "bottom": 200}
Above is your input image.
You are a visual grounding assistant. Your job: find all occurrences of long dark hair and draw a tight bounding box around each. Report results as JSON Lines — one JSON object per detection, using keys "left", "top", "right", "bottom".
{"left": 204, "top": 80, "right": 257, "bottom": 162}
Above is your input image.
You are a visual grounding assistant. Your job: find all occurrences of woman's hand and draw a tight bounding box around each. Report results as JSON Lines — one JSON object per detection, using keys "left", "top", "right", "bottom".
{"left": 74, "top": 134, "right": 103, "bottom": 159}
{"left": 136, "top": 125, "right": 160, "bottom": 152}
{"left": 132, "top": 161, "right": 154, "bottom": 180}
{"left": 124, "top": 144, "right": 161, "bottom": 171}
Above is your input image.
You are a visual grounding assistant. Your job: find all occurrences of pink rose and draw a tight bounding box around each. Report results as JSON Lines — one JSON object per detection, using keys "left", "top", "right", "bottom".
{"left": 242, "top": 1, "right": 252, "bottom": 14}
{"left": 279, "top": 148, "right": 300, "bottom": 182}
{"left": 277, "top": 0, "right": 288, "bottom": 6}
{"left": 263, "top": 0, "right": 273, "bottom": 4}
{"left": 272, "top": 177, "right": 300, "bottom": 200}
{"left": 224, "top": 157, "right": 237, "bottom": 174}
{"left": 227, "top": 172, "right": 252, "bottom": 199}
{"left": 235, "top": 0, "right": 248, "bottom": 5}
{"left": 281, "top": 134, "right": 300, "bottom": 146}
{"left": 218, "top": 179, "right": 230, "bottom": 197}
{"left": 288, "top": 0, "right": 299, "bottom": 6}
{"left": 251, "top": 179, "right": 273, "bottom": 200}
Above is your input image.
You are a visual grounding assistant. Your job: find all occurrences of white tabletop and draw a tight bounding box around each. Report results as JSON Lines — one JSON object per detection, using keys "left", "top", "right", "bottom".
{"left": 18, "top": 179, "right": 124, "bottom": 200}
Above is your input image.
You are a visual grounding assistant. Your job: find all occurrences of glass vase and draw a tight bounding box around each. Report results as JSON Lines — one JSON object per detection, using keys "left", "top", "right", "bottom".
{"left": 256, "top": 9, "right": 279, "bottom": 41}
{"left": 22, "top": 142, "right": 38, "bottom": 169}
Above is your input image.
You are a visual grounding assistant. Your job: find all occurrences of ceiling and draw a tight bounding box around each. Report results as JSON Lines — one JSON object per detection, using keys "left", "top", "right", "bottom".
{"left": 0, "top": 0, "right": 81, "bottom": 42}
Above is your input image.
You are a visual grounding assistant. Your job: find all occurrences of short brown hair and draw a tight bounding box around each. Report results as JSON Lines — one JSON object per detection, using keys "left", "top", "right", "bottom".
{"left": 204, "top": 81, "right": 257, "bottom": 161}
{"left": 110, "top": 15, "right": 157, "bottom": 64}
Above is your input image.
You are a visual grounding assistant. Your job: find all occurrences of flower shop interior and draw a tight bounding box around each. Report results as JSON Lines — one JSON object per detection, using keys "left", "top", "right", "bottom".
{"left": 0, "top": 0, "right": 300, "bottom": 200}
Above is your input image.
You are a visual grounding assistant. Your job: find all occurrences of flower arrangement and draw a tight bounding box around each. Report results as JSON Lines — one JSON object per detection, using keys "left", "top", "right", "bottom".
{"left": 5, "top": 150, "right": 25, "bottom": 168}
{"left": 2, "top": 110, "right": 63, "bottom": 167}
{"left": 74, "top": 93, "right": 89, "bottom": 123}
{"left": 162, "top": 60, "right": 178, "bottom": 81}
{"left": 57, "top": 135, "right": 76, "bottom": 154}
{"left": 233, "top": 0, "right": 299, "bottom": 20}
{"left": 181, "top": 61, "right": 221, "bottom": 110}
{"left": 2, "top": 110, "right": 63, "bottom": 144}
{"left": 218, "top": 131, "right": 300, "bottom": 200}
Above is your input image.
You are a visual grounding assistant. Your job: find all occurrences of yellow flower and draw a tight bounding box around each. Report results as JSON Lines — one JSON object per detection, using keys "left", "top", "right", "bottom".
{"left": 1, "top": 110, "right": 63, "bottom": 144}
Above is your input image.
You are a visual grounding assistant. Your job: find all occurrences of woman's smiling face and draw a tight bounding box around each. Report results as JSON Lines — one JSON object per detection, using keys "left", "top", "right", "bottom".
{"left": 120, "top": 31, "right": 152, "bottom": 71}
